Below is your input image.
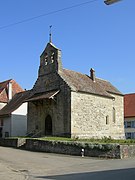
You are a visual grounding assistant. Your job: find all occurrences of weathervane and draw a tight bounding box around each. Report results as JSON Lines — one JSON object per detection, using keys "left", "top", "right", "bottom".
{"left": 49, "top": 25, "right": 52, "bottom": 43}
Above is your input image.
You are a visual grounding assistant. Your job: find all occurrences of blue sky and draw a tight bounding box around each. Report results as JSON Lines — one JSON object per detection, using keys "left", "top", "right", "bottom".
{"left": 0, "top": 0, "right": 134, "bottom": 94}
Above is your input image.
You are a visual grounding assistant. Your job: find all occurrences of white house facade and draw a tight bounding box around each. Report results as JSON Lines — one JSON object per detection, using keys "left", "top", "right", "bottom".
{"left": 0, "top": 91, "right": 30, "bottom": 138}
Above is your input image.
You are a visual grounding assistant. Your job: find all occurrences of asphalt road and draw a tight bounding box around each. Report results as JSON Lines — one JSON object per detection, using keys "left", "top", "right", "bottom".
{"left": 0, "top": 146, "right": 135, "bottom": 180}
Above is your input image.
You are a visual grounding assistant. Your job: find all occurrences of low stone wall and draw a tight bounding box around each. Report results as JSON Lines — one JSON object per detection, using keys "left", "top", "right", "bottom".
{"left": 120, "top": 145, "right": 135, "bottom": 158}
{"left": 0, "top": 138, "right": 26, "bottom": 148}
{"left": 0, "top": 138, "right": 18, "bottom": 148}
{"left": 1, "top": 138, "right": 135, "bottom": 159}
{"left": 25, "top": 139, "right": 121, "bottom": 159}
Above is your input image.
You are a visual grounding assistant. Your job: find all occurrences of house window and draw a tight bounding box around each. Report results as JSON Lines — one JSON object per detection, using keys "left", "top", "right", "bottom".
{"left": 125, "top": 121, "right": 135, "bottom": 128}
{"left": 124, "top": 121, "right": 126, "bottom": 128}
{"left": 125, "top": 132, "right": 135, "bottom": 139}
{"left": 106, "top": 115, "right": 109, "bottom": 125}
{"left": 5, "top": 132, "right": 9, "bottom": 137}
{"left": 113, "top": 107, "right": 116, "bottom": 123}
{"left": 131, "top": 121, "right": 135, "bottom": 128}
{"left": 132, "top": 133, "right": 135, "bottom": 139}
{"left": 127, "top": 121, "right": 131, "bottom": 128}
{"left": 0, "top": 119, "right": 3, "bottom": 126}
{"left": 126, "top": 132, "right": 131, "bottom": 139}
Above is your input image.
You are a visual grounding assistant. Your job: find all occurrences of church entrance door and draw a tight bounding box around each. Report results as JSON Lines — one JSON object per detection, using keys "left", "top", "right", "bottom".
{"left": 45, "top": 115, "right": 52, "bottom": 136}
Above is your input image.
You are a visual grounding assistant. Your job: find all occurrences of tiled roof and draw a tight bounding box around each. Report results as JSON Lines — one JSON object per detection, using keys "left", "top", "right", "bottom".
{"left": 96, "top": 78, "right": 123, "bottom": 96}
{"left": 0, "top": 90, "right": 31, "bottom": 117}
{"left": 26, "top": 90, "right": 59, "bottom": 102}
{"left": 60, "top": 69, "right": 122, "bottom": 98}
{"left": 124, "top": 93, "right": 135, "bottom": 117}
{"left": 0, "top": 79, "right": 23, "bottom": 103}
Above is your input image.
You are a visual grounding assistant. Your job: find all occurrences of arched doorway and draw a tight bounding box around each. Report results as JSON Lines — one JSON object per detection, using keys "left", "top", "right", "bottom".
{"left": 45, "top": 115, "right": 52, "bottom": 136}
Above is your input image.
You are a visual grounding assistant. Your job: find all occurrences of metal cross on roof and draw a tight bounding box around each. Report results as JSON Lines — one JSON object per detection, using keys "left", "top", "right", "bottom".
{"left": 49, "top": 25, "right": 52, "bottom": 43}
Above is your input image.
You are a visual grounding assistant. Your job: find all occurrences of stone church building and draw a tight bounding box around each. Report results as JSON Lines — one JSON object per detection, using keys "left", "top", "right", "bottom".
{"left": 26, "top": 41, "right": 125, "bottom": 139}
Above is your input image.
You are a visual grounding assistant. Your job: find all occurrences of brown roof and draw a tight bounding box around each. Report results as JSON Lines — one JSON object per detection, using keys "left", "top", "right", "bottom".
{"left": 0, "top": 90, "right": 31, "bottom": 117}
{"left": 26, "top": 90, "right": 59, "bottom": 102}
{"left": 124, "top": 93, "right": 135, "bottom": 118}
{"left": 60, "top": 69, "right": 122, "bottom": 98}
{"left": 0, "top": 79, "right": 24, "bottom": 103}
{"left": 96, "top": 78, "right": 123, "bottom": 96}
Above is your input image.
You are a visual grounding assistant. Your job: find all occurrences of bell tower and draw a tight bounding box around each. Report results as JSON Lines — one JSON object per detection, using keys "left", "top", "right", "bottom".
{"left": 38, "top": 42, "right": 62, "bottom": 77}
{"left": 38, "top": 26, "right": 62, "bottom": 76}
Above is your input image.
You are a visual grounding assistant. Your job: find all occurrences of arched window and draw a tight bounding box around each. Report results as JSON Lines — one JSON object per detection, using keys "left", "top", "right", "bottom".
{"left": 45, "top": 115, "right": 52, "bottom": 136}
{"left": 106, "top": 115, "right": 109, "bottom": 125}
{"left": 44, "top": 53, "right": 48, "bottom": 65}
{"left": 113, "top": 107, "right": 116, "bottom": 123}
{"left": 51, "top": 51, "right": 55, "bottom": 63}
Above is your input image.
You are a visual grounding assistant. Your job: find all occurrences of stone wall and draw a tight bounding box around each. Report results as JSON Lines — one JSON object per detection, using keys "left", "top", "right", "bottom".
{"left": 27, "top": 72, "right": 71, "bottom": 137}
{"left": 25, "top": 140, "right": 135, "bottom": 159}
{"left": 1, "top": 138, "right": 135, "bottom": 159}
{"left": 25, "top": 139, "right": 121, "bottom": 159}
{"left": 0, "top": 138, "right": 18, "bottom": 147}
{"left": 71, "top": 92, "right": 125, "bottom": 139}
{"left": 120, "top": 145, "right": 135, "bottom": 158}
{"left": 0, "top": 138, "right": 26, "bottom": 147}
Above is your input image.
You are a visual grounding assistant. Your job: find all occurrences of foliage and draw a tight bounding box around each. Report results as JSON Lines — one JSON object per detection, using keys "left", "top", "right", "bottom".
{"left": 35, "top": 136, "right": 135, "bottom": 145}
{"left": 8, "top": 136, "right": 135, "bottom": 145}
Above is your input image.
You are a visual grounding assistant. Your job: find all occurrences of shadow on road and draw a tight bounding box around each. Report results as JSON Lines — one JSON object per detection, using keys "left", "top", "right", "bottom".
{"left": 35, "top": 168, "right": 135, "bottom": 180}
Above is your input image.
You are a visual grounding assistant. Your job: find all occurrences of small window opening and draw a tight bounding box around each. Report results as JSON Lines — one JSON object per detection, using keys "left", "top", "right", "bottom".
{"left": 113, "top": 107, "right": 116, "bottom": 123}
{"left": 106, "top": 115, "right": 109, "bottom": 125}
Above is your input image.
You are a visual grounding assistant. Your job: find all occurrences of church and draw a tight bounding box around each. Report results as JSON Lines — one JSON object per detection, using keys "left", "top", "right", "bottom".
{"left": 26, "top": 40, "right": 125, "bottom": 139}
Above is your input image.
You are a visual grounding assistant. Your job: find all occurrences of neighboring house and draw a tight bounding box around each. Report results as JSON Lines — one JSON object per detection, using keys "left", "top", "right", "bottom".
{"left": 26, "top": 41, "right": 125, "bottom": 139}
{"left": 0, "top": 79, "right": 25, "bottom": 138}
{"left": 124, "top": 93, "right": 135, "bottom": 139}
{"left": 0, "top": 91, "right": 30, "bottom": 138}
{"left": 0, "top": 79, "right": 23, "bottom": 109}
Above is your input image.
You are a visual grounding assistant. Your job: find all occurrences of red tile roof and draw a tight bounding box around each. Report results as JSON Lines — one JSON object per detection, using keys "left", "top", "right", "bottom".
{"left": 124, "top": 93, "right": 135, "bottom": 117}
{"left": 0, "top": 79, "right": 24, "bottom": 103}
